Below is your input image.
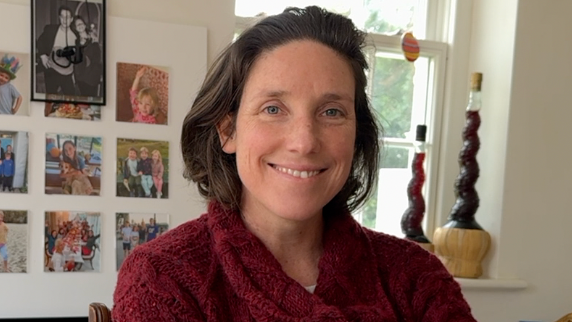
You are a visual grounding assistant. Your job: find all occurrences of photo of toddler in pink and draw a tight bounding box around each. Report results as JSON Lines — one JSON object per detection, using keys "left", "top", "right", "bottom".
{"left": 116, "top": 62, "right": 169, "bottom": 125}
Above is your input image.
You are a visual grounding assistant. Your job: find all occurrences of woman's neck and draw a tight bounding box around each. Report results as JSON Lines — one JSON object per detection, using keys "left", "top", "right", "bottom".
{"left": 240, "top": 204, "right": 324, "bottom": 286}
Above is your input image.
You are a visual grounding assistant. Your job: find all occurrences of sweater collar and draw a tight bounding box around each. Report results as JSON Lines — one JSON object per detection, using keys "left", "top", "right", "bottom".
{"left": 207, "top": 201, "right": 398, "bottom": 321}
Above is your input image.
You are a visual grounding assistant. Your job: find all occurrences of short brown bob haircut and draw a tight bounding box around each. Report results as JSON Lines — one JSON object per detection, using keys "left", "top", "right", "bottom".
{"left": 181, "top": 6, "right": 380, "bottom": 213}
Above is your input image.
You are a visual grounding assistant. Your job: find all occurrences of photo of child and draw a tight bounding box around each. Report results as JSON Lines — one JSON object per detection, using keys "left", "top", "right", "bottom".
{"left": 45, "top": 133, "right": 102, "bottom": 195}
{"left": 116, "top": 138, "right": 168, "bottom": 199}
{"left": 116, "top": 62, "right": 169, "bottom": 125}
{"left": 1, "top": 131, "right": 29, "bottom": 194}
{"left": 0, "top": 210, "right": 28, "bottom": 273}
{"left": 0, "top": 52, "right": 29, "bottom": 116}
{"left": 44, "top": 211, "right": 101, "bottom": 272}
{"left": 115, "top": 212, "right": 169, "bottom": 270}
{"left": 44, "top": 102, "right": 101, "bottom": 121}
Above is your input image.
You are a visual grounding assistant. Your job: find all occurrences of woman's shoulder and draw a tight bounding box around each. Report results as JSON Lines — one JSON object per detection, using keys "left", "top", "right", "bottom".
{"left": 362, "top": 227, "right": 440, "bottom": 268}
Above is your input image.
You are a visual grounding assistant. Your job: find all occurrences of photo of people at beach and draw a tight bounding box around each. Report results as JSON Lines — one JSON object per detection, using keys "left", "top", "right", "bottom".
{"left": 116, "top": 138, "right": 168, "bottom": 199}
{"left": 44, "top": 102, "right": 101, "bottom": 121}
{"left": 115, "top": 212, "right": 169, "bottom": 270}
{"left": 0, "top": 52, "right": 29, "bottom": 116}
{"left": 0, "top": 210, "right": 28, "bottom": 273}
{"left": 44, "top": 211, "right": 101, "bottom": 272}
{"left": 1, "top": 131, "right": 29, "bottom": 194}
{"left": 116, "top": 62, "right": 169, "bottom": 125}
{"left": 45, "top": 133, "right": 102, "bottom": 195}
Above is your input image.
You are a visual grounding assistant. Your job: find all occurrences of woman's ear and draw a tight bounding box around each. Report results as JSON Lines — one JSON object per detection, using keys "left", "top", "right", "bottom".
{"left": 216, "top": 114, "right": 236, "bottom": 154}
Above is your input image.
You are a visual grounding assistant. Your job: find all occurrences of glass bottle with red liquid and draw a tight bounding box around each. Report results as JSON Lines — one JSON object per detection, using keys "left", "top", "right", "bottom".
{"left": 401, "top": 124, "right": 433, "bottom": 251}
{"left": 445, "top": 72, "right": 484, "bottom": 230}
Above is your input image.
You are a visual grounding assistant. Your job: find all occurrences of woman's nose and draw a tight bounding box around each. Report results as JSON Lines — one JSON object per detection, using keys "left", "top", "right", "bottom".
{"left": 286, "top": 116, "right": 321, "bottom": 154}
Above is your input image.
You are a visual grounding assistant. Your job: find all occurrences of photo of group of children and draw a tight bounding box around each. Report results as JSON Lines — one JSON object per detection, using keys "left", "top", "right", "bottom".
{"left": 44, "top": 211, "right": 101, "bottom": 272}
{"left": 116, "top": 138, "right": 168, "bottom": 199}
{"left": 116, "top": 62, "right": 169, "bottom": 125}
{"left": 0, "top": 210, "right": 28, "bottom": 273}
{"left": 45, "top": 133, "right": 102, "bottom": 195}
{"left": 1, "top": 131, "right": 29, "bottom": 193}
{"left": 115, "top": 212, "right": 169, "bottom": 270}
{"left": 0, "top": 52, "right": 29, "bottom": 116}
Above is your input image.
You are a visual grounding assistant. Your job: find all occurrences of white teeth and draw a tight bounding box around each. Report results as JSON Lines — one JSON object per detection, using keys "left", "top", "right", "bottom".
{"left": 273, "top": 166, "right": 320, "bottom": 179}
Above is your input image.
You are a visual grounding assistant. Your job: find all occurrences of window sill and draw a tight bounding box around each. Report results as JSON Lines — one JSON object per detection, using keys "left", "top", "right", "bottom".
{"left": 456, "top": 277, "right": 528, "bottom": 290}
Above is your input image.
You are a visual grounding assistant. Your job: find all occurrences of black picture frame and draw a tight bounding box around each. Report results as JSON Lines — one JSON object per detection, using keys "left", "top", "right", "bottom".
{"left": 31, "top": 0, "right": 106, "bottom": 105}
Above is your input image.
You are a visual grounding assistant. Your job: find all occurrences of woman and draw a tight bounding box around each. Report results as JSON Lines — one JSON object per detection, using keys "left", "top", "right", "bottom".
{"left": 72, "top": 15, "right": 102, "bottom": 97}
{"left": 113, "top": 6, "right": 476, "bottom": 321}
{"left": 61, "top": 140, "right": 87, "bottom": 174}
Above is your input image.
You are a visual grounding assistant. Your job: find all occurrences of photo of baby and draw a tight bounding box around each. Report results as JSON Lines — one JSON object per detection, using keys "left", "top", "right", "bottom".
{"left": 115, "top": 212, "right": 169, "bottom": 270}
{"left": 1, "top": 131, "right": 29, "bottom": 194}
{"left": 0, "top": 52, "right": 29, "bottom": 116}
{"left": 116, "top": 138, "right": 168, "bottom": 199}
{"left": 45, "top": 133, "right": 102, "bottom": 196}
{"left": 44, "top": 211, "right": 101, "bottom": 272}
{"left": 116, "top": 62, "right": 169, "bottom": 125}
{"left": 0, "top": 210, "right": 28, "bottom": 273}
{"left": 44, "top": 102, "right": 101, "bottom": 121}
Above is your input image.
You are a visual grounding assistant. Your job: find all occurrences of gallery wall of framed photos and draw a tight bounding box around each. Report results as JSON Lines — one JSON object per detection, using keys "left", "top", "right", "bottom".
{"left": 0, "top": 2, "right": 207, "bottom": 318}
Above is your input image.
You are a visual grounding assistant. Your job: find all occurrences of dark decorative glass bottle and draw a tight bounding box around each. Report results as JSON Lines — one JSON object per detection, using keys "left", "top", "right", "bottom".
{"left": 401, "top": 124, "right": 432, "bottom": 246}
{"left": 445, "top": 72, "right": 484, "bottom": 230}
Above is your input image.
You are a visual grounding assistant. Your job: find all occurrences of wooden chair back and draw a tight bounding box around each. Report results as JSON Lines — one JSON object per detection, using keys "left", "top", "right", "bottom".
{"left": 88, "top": 302, "right": 111, "bottom": 322}
{"left": 556, "top": 313, "right": 572, "bottom": 322}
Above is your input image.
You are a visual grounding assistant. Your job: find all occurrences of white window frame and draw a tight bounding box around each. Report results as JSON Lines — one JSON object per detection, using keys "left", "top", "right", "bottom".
{"left": 364, "top": 33, "right": 447, "bottom": 236}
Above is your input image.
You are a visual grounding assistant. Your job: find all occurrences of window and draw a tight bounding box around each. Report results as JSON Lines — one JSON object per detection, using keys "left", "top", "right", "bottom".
{"left": 235, "top": 0, "right": 448, "bottom": 238}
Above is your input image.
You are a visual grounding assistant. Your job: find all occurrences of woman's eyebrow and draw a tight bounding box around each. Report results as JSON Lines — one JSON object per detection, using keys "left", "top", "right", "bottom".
{"left": 256, "top": 90, "right": 353, "bottom": 102}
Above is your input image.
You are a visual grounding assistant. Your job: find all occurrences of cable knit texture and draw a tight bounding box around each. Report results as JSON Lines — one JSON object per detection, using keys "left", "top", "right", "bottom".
{"left": 112, "top": 201, "right": 477, "bottom": 321}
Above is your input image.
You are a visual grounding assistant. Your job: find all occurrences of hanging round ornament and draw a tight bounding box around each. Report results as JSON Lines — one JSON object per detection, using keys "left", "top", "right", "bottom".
{"left": 401, "top": 31, "right": 420, "bottom": 62}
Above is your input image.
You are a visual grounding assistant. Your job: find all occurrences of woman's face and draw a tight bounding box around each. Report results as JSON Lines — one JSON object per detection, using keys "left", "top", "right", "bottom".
{"left": 64, "top": 143, "right": 76, "bottom": 158}
{"left": 152, "top": 153, "right": 159, "bottom": 161}
{"left": 75, "top": 19, "right": 86, "bottom": 33}
{"left": 51, "top": 230, "right": 57, "bottom": 238}
{"left": 220, "top": 40, "right": 356, "bottom": 222}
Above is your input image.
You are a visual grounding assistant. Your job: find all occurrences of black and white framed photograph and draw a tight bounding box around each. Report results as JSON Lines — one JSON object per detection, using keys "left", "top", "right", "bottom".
{"left": 31, "top": 0, "right": 106, "bottom": 105}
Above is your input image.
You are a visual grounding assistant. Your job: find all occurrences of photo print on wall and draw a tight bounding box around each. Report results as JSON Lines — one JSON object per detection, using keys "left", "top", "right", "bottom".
{"left": 45, "top": 133, "right": 102, "bottom": 196}
{"left": 44, "top": 211, "right": 101, "bottom": 272}
{"left": 116, "top": 138, "right": 168, "bottom": 199}
{"left": 116, "top": 62, "right": 170, "bottom": 125}
{"left": 115, "top": 212, "right": 169, "bottom": 270}
{"left": 0, "top": 52, "right": 30, "bottom": 116}
{"left": 0, "top": 210, "right": 28, "bottom": 273}
{"left": 44, "top": 102, "right": 101, "bottom": 121}
{"left": 31, "top": 0, "right": 106, "bottom": 104}
{"left": 0, "top": 131, "right": 29, "bottom": 194}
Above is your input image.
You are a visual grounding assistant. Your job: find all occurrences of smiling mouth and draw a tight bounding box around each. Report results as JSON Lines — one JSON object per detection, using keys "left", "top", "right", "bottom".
{"left": 271, "top": 165, "right": 323, "bottom": 179}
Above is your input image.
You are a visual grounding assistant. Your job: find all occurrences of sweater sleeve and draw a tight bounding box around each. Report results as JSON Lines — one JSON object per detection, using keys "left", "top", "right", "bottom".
{"left": 112, "top": 249, "right": 205, "bottom": 322}
{"left": 404, "top": 243, "right": 477, "bottom": 322}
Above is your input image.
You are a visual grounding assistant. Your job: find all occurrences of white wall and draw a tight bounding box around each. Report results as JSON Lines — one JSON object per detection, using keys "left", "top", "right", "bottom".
{"left": 464, "top": 0, "right": 572, "bottom": 321}
{"left": 0, "top": 0, "right": 236, "bottom": 64}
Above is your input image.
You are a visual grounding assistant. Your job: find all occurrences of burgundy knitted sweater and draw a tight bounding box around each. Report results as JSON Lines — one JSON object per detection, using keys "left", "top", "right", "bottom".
{"left": 112, "top": 202, "right": 476, "bottom": 321}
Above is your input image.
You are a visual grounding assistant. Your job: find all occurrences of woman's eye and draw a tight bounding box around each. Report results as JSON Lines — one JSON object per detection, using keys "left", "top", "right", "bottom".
{"left": 265, "top": 106, "right": 280, "bottom": 114}
{"left": 324, "top": 108, "right": 341, "bottom": 117}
